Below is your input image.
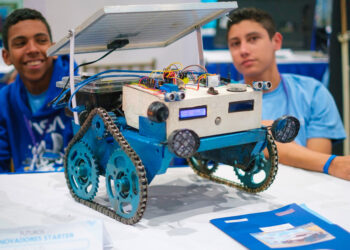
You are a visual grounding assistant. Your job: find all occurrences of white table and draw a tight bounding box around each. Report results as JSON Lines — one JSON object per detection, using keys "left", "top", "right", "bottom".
{"left": 0, "top": 164, "right": 349, "bottom": 250}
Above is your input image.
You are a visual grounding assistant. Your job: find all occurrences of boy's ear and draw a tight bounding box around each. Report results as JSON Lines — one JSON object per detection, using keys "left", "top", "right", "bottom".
{"left": 272, "top": 32, "right": 283, "bottom": 50}
{"left": 2, "top": 49, "right": 13, "bottom": 66}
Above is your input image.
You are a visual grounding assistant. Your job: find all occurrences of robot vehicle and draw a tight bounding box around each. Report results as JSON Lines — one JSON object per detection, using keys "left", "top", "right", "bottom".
{"left": 48, "top": 3, "right": 299, "bottom": 224}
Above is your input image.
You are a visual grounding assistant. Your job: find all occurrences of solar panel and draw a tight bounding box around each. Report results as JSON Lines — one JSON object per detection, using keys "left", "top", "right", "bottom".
{"left": 47, "top": 2, "right": 237, "bottom": 56}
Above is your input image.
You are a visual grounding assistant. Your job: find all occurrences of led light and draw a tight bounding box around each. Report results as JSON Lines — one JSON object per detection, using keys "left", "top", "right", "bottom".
{"left": 168, "top": 129, "right": 200, "bottom": 158}
{"left": 271, "top": 116, "right": 300, "bottom": 143}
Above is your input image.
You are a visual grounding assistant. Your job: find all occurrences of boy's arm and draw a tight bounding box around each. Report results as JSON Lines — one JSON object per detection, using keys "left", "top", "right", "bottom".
{"left": 262, "top": 120, "right": 350, "bottom": 181}
{"left": 275, "top": 140, "right": 350, "bottom": 181}
{"left": 306, "top": 138, "right": 332, "bottom": 154}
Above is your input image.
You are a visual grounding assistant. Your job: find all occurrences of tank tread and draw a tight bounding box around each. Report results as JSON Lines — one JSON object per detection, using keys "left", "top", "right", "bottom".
{"left": 187, "top": 133, "right": 278, "bottom": 193}
{"left": 64, "top": 108, "right": 148, "bottom": 225}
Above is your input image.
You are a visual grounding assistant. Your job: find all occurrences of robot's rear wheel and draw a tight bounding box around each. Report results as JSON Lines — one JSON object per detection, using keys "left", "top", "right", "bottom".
{"left": 233, "top": 133, "right": 278, "bottom": 190}
{"left": 188, "top": 133, "right": 278, "bottom": 193}
{"left": 188, "top": 153, "right": 219, "bottom": 175}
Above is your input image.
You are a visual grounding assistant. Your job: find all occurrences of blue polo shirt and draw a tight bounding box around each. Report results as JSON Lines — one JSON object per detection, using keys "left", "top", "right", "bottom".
{"left": 262, "top": 73, "right": 346, "bottom": 146}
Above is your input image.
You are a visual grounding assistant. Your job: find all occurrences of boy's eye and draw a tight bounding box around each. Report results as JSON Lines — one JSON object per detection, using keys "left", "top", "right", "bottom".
{"left": 36, "top": 36, "right": 49, "bottom": 44}
{"left": 37, "top": 37, "right": 49, "bottom": 44}
{"left": 230, "top": 41, "right": 240, "bottom": 48}
{"left": 248, "top": 36, "right": 259, "bottom": 42}
{"left": 12, "top": 39, "right": 26, "bottom": 48}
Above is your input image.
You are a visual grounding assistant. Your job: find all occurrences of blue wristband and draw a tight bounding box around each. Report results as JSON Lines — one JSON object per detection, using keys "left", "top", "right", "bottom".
{"left": 323, "top": 155, "right": 336, "bottom": 174}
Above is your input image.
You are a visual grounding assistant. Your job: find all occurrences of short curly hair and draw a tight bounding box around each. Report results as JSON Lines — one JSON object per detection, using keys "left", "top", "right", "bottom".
{"left": 227, "top": 7, "right": 276, "bottom": 39}
{"left": 2, "top": 8, "right": 52, "bottom": 50}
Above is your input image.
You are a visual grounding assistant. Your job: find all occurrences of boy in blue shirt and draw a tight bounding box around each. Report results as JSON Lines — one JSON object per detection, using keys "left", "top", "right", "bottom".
{"left": 227, "top": 8, "right": 350, "bottom": 181}
{"left": 0, "top": 8, "right": 73, "bottom": 172}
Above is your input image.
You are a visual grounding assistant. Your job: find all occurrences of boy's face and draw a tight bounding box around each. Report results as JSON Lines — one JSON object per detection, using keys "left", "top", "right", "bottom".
{"left": 227, "top": 20, "right": 281, "bottom": 78}
{"left": 2, "top": 19, "right": 53, "bottom": 86}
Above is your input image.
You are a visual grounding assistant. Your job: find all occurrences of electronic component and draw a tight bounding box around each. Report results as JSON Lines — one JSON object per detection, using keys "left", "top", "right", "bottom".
{"left": 253, "top": 81, "right": 272, "bottom": 91}
{"left": 167, "top": 129, "right": 200, "bottom": 158}
{"left": 227, "top": 83, "right": 247, "bottom": 92}
{"left": 207, "top": 75, "right": 220, "bottom": 87}
{"left": 147, "top": 102, "right": 169, "bottom": 123}
{"left": 179, "top": 105, "right": 207, "bottom": 120}
{"left": 271, "top": 116, "right": 300, "bottom": 143}
{"left": 122, "top": 83, "right": 262, "bottom": 138}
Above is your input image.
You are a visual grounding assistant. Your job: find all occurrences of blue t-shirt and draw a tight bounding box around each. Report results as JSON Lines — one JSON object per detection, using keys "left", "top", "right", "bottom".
{"left": 27, "top": 89, "right": 48, "bottom": 114}
{"left": 0, "top": 55, "right": 76, "bottom": 173}
{"left": 262, "top": 73, "right": 346, "bottom": 146}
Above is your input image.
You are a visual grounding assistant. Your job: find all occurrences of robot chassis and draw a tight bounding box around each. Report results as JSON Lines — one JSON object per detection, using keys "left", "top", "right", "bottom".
{"left": 56, "top": 71, "right": 299, "bottom": 225}
{"left": 49, "top": 3, "right": 299, "bottom": 225}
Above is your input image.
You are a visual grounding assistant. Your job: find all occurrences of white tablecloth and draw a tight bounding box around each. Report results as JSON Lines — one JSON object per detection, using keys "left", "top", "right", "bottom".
{"left": 0, "top": 164, "right": 349, "bottom": 250}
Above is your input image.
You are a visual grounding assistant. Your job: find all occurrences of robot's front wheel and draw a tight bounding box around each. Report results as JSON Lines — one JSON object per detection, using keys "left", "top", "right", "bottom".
{"left": 66, "top": 141, "right": 99, "bottom": 200}
{"left": 105, "top": 148, "right": 145, "bottom": 219}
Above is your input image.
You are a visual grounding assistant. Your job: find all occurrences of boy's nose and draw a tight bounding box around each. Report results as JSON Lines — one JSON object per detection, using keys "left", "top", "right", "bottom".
{"left": 26, "top": 40, "right": 40, "bottom": 53}
{"left": 239, "top": 41, "right": 250, "bottom": 55}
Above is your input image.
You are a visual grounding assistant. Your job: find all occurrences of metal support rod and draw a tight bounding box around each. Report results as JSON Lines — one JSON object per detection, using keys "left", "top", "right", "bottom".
{"left": 69, "top": 29, "right": 79, "bottom": 125}
{"left": 196, "top": 26, "right": 205, "bottom": 67}
{"left": 339, "top": 0, "right": 349, "bottom": 155}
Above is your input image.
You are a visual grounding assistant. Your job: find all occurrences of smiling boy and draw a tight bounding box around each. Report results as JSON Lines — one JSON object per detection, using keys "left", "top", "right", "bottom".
{"left": 227, "top": 8, "right": 350, "bottom": 180}
{"left": 0, "top": 8, "right": 73, "bottom": 172}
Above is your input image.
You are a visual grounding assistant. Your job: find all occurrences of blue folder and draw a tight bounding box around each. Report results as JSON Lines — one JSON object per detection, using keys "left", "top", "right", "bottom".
{"left": 210, "top": 203, "right": 350, "bottom": 250}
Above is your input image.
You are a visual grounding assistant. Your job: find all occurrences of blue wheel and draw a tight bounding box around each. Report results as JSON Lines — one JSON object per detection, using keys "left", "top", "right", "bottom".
{"left": 106, "top": 149, "right": 143, "bottom": 219}
{"left": 66, "top": 141, "right": 99, "bottom": 200}
{"left": 234, "top": 134, "right": 278, "bottom": 190}
{"left": 188, "top": 154, "right": 219, "bottom": 175}
{"left": 92, "top": 115, "right": 105, "bottom": 138}
{"left": 234, "top": 152, "right": 270, "bottom": 188}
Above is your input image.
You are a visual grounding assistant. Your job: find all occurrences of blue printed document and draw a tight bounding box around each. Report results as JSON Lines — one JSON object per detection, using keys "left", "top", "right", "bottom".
{"left": 210, "top": 203, "right": 350, "bottom": 249}
{"left": 0, "top": 220, "right": 113, "bottom": 250}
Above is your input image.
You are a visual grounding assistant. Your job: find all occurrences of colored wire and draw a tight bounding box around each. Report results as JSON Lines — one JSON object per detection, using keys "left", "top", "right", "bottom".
{"left": 165, "top": 62, "right": 183, "bottom": 71}
{"left": 68, "top": 74, "right": 144, "bottom": 112}
{"left": 149, "top": 70, "right": 164, "bottom": 80}
{"left": 49, "top": 48, "right": 121, "bottom": 107}
{"left": 51, "top": 68, "right": 153, "bottom": 108}
{"left": 183, "top": 64, "right": 208, "bottom": 73}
